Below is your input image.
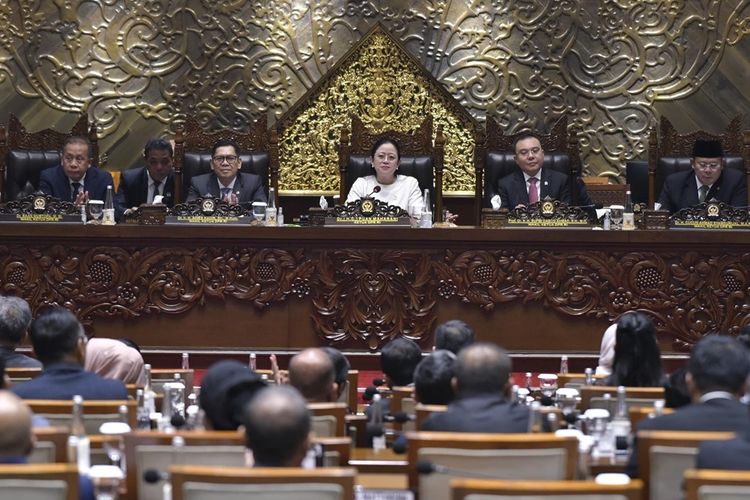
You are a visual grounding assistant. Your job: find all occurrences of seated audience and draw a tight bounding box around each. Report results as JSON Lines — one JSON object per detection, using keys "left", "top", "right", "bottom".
{"left": 242, "top": 385, "right": 311, "bottom": 467}
{"left": 0, "top": 296, "right": 41, "bottom": 368}
{"left": 697, "top": 430, "right": 750, "bottom": 470}
{"left": 84, "top": 338, "right": 146, "bottom": 385}
{"left": 595, "top": 323, "right": 616, "bottom": 376}
{"left": 115, "top": 138, "right": 175, "bottom": 219}
{"left": 421, "top": 342, "right": 529, "bottom": 432}
{"left": 11, "top": 308, "right": 127, "bottom": 400}
{"left": 200, "top": 359, "right": 266, "bottom": 430}
{"left": 414, "top": 350, "right": 456, "bottom": 405}
{"left": 433, "top": 319, "right": 475, "bottom": 354}
{"left": 288, "top": 348, "right": 337, "bottom": 403}
{"left": 601, "top": 312, "right": 663, "bottom": 387}
{"left": 39, "top": 136, "right": 113, "bottom": 206}
{"left": 381, "top": 337, "right": 422, "bottom": 388}
{"left": 345, "top": 138, "right": 424, "bottom": 218}
{"left": 627, "top": 335, "right": 750, "bottom": 477}
{"left": 656, "top": 139, "right": 747, "bottom": 213}
{"left": 320, "top": 346, "right": 351, "bottom": 402}
{"left": 0, "top": 390, "right": 94, "bottom": 499}
{"left": 663, "top": 366, "right": 691, "bottom": 408}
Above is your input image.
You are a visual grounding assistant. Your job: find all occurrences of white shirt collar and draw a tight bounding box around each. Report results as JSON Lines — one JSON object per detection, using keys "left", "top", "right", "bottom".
{"left": 698, "top": 391, "right": 735, "bottom": 403}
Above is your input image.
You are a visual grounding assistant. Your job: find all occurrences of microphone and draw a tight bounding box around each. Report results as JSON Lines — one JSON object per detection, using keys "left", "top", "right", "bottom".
{"left": 170, "top": 413, "right": 186, "bottom": 429}
{"left": 385, "top": 411, "right": 414, "bottom": 423}
{"left": 363, "top": 185, "right": 381, "bottom": 199}
{"left": 373, "top": 378, "right": 385, "bottom": 386}
{"left": 363, "top": 386, "right": 379, "bottom": 402}
{"left": 143, "top": 469, "right": 168, "bottom": 484}
{"left": 416, "top": 460, "right": 514, "bottom": 480}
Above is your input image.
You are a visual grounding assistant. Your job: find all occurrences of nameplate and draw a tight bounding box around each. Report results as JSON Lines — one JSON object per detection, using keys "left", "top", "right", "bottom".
{"left": 672, "top": 220, "right": 750, "bottom": 230}
{"left": 507, "top": 219, "right": 590, "bottom": 228}
{"left": 0, "top": 213, "right": 82, "bottom": 223}
{"left": 165, "top": 215, "right": 254, "bottom": 225}
{"left": 325, "top": 216, "right": 412, "bottom": 227}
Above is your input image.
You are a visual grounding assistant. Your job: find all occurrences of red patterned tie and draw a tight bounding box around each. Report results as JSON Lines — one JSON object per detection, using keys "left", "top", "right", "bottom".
{"left": 528, "top": 177, "right": 539, "bottom": 204}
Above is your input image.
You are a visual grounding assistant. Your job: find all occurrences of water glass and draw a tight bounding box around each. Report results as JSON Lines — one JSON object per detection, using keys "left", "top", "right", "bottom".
{"left": 609, "top": 205, "right": 624, "bottom": 230}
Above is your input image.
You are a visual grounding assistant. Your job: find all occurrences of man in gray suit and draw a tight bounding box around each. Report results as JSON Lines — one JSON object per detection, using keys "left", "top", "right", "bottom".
{"left": 186, "top": 138, "right": 267, "bottom": 206}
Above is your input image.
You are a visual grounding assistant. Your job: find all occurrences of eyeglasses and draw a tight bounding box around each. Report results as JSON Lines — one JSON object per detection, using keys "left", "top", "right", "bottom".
{"left": 212, "top": 155, "right": 238, "bottom": 164}
{"left": 374, "top": 153, "right": 398, "bottom": 162}
{"left": 63, "top": 155, "right": 88, "bottom": 164}
{"left": 516, "top": 147, "right": 542, "bottom": 157}
{"left": 695, "top": 161, "right": 721, "bottom": 171}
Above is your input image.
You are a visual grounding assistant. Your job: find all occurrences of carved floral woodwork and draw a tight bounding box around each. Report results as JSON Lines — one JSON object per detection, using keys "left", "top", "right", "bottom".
{"left": 1, "top": 228, "right": 749, "bottom": 351}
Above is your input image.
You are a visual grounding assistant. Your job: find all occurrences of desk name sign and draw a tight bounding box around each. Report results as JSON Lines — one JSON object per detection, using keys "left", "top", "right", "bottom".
{"left": 483, "top": 199, "right": 591, "bottom": 228}
{"left": 311, "top": 198, "right": 412, "bottom": 227}
{"left": 0, "top": 194, "right": 81, "bottom": 223}
{"left": 165, "top": 197, "right": 258, "bottom": 225}
{"left": 671, "top": 200, "right": 750, "bottom": 229}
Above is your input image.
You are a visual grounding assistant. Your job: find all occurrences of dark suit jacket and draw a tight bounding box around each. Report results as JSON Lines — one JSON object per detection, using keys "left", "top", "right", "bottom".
{"left": 114, "top": 166, "right": 175, "bottom": 220}
{"left": 186, "top": 172, "right": 267, "bottom": 205}
{"left": 697, "top": 432, "right": 750, "bottom": 470}
{"left": 0, "top": 346, "right": 42, "bottom": 369}
{"left": 39, "top": 165, "right": 114, "bottom": 202}
{"left": 496, "top": 168, "right": 593, "bottom": 209}
{"left": 657, "top": 168, "right": 747, "bottom": 213}
{"left": 627, "top": 397, "right": 750, "bottom": 477}
{"left": 10, "top": 362, "right": 128, "bottom": 400}
{"left": 421, "top": 394, "right": 529, "bottom": 433}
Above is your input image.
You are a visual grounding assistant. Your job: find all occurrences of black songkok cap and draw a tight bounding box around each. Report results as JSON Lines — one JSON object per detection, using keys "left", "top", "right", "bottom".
{"left": 692, "top": 140, "right": 723, "bottom": 158}
{"left": 199, "top": 360, "right": 266, "bottom": 430}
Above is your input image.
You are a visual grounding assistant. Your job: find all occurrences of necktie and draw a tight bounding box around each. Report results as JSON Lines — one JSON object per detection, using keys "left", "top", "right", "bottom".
{"left": 71, "top": 182, "right": 82, "bottom": 201}
{"left": 220, "top": 187, "right": 231, "bottom": 200}
{"left": 698, "top": 185, "right": 709, "bottom": 203}
{"left": 528, "top": 177, "right": 539, "bottom": 204}
{"left": 151, "top": 180, "right": 161, "bottom": 203}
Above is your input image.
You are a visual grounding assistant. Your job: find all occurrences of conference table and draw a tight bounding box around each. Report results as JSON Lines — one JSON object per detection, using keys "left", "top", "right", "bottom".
{"left": 0, "top": 223, "right": 747, "bottom": 353}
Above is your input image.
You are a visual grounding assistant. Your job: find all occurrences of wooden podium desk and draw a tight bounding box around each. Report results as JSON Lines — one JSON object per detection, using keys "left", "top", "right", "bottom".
{"left": 0, "top": 223, "right": 747, "bottom": 353}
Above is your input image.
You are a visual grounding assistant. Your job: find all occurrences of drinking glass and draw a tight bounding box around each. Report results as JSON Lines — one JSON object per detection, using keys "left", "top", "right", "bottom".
{"left": 88, "top": 200, "right": 104, "bottom": 224}
{"left": 88, "top": 465, "right": 124, "bottom": 500}
{"left": 609, "top": 205, "right": 624, "bottom": 230}
{"left": 251, "top": 202, "right": 267, "bottom": 222}
{"left": 98, "top": 422, "right": 130, "bottom": 472}
{"left": 537, "top": 373, "right": 558, "bottom": 398}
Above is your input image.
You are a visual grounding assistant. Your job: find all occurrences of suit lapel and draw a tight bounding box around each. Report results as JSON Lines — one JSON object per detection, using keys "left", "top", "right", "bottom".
{"left": 683, "top": 173, "right": 700, "bottom": 206}
{"left": 137, "top": 168, "right": 149, "bottom": 206}
{"left": 539, "top": 169, "right": 551, "bottom": 199}
{"left": 514, "top": 171, "right": 529, "bottom": 205}
{"left": 162, "top": 173, "right": 175, "bottom": 206}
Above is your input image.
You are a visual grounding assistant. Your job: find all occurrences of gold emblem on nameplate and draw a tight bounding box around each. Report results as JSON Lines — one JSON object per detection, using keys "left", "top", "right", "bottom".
{"left": 32, "top": 195, "right": 46, "bottom": 212}
{"left": 541, "top": 200, "right": 555, "bottom": 216}
{"left": 707, "top": 203, "right": 720, "bottom": 218}
{"left": 201, "top": 198, "right": 216, "bottom": 215}
{"left": 360, "top": 198, "right": 375, "bottom": 216}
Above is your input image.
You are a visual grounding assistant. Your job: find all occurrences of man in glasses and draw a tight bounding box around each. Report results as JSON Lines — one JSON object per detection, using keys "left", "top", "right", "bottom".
{"left": 186, "top": 138, "right": 267, "bottom": 205}
{"left": 114, "top": 138, "right": 175, "bottom": 220}
{"left": 656, "top": 139, "right": 746, "bottom": 213}
{"left": 39, "top": 136, "right": 114, "bottom": 206}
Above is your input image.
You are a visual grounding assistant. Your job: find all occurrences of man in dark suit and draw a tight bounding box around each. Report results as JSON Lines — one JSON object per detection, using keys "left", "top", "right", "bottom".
{"left": 115, "top": 138, "right": 175, "bottom": 220}
{"left": 657, "top": 139, "right": 747, "bottom": 213}
{"left": 627, "top": 335, "right": 750, "bottom": 477}
{"left": 421, "top": 342, "right": 529, "bottom": 432}
{"left": 496, "top": 132, "right": 592, "bottom": 209}
{"left": 39, "top": 136, "right": 114, "bottom": 205}
{"left": 0, "top": 296, "right": 41, "bottom": 369}
{"left": 697, "top": 431, "right": 750, "bottom": 470}
{"left": 186, "top": 138, "right": 267, "bottom": 205}
{"left": 11, "top": 308, "right": 127, "bottom": 400}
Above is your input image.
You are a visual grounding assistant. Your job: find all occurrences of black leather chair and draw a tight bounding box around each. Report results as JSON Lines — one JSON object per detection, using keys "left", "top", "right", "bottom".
{"left": 0, "top": 114, "right": 98, "bottom": 202}
{"left": 338, "top": 115, "right": 445, "bottom": 221}
{"left": 173, "top": 116, "right": 279, "bottom": 204}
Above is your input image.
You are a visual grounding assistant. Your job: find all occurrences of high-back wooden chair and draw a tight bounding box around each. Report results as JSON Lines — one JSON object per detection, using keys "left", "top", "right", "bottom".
{"left": 24, "top": 399, "right": 136, "bottom": 434}
{"left": 629, "top": 406, "right": 673, "bottom": 431}
{"left": 29, "top": 426, "right": 69, "bottom": 464}
{"left": 579, "top": 386, "right": 665, "bottom": 412}
{"left": 0, "top": 463, "right": 80, "bottom": 500}
{"left": 338, "top": 115, "right": 445, "bottom": 222}
{"left": 0, "top": 113, "right": 99, "bottom": 202}
{"left": 170, "top": 465, "right": 356, "bottom": 500}
{"left": 637, "top": 430, "right": 736, "bottom": 500}
{"left": 173, "top": 115, "right": 280, "bottom": 204}
{"left": 415, "top": 404, "right": 447, "bottom": 430}
{"left": 338, "top": 370, "right": 359, "bottom": 414}
{"left": 685, "top": 469, "right": 750, "bottom": 500}
{"left": 308, "top": 402, "right": 347, "bottom": 437}
{"left": 406, "top": 431, "right": 578, "bottom": 500}
{"left": 390, "top": 386, "right": 416, "bottom": 432}
{"left": 556, "top": 372, "right": 606, "bottom": 389}
{"left": 451, "top": 478, "right": 644, "bottom": 500}
{"left": 6, "top": 367, "right": 42, "bottom": 384}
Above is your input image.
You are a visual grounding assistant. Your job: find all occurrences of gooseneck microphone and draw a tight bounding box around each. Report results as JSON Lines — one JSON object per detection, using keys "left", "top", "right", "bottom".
{"left": 143, "top": 469, "right": 168, "bottom": 484}
{"left": 363, "top": 185, "right": 381, "bottom": 198}
{"left": 416, "top": 460, "right": 513, "bottom": 479}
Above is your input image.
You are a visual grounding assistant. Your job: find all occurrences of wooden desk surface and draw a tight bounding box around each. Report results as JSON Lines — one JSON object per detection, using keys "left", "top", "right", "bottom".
{"left": 350, "top": 447, "right": 408, "bottom": 474}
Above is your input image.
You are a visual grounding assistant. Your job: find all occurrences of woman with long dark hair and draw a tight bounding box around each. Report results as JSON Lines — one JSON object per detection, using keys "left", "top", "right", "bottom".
{"left": 604, "top": 312, "right": 664, "bottom": 387}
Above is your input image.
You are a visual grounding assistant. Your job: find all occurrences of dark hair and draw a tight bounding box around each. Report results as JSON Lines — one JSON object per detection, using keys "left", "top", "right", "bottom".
{"left": 688, "top": 335, "right": 750, "bottom": 394}
{"left": 434, "top": 320, "right": 475, "bottom": 354}
{"left": 143, "top": 138, "right": 173, "bottom": 159}
{"left": 606, "top": 312, "right": 663, "bottom": 387}
{"left": 243, "top": 386, "right": 310, "bottom": 466}
{"left": 455, "top": 343, "right": 511, "bottom": 396}
{"left": 414, "top": 350, "right": 456, "bottom": 405}
{"left": 0, "top": 296, "right": 32, "bottom": 345}
{"left": 513, "top": 132, "right": 542, "bottom": 152}
{"left": 320, "top": 346, "right": 351, "bottom": 395}
{"left": 663, "top": 366, "right": 691, "bottom": 408}
{"left": 200, "top": 360, "right": 266, "bottom": 431}
{"left": 370, "top": 137, "right": 401, "bottom": 160}
{"left": 380, "top": 337, "right": 422, "bottom": 387}
{"left": 30, "top": 308, "right": 84, "bottom": 365}
{"left": 211, "top": 138, "right": 241, "bottom": 158}
{"left": 62, "top": 136, "right": 91, "bottom": 155}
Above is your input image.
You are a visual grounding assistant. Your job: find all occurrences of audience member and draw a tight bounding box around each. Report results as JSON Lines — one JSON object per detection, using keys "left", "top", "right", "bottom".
{"left": 602, "top": 312, "right": 663, "bottom": 387}
{"left": 84, "top": 338, "right": 146, "bottom": 385}
{"left": 433, "top": 320, "right": 475, "bottom": 354}
{"left": 421, "top": 342, "right": 529, "bottom": 432}
{"left": 242, "top": 385, "right": 311, "bottom": 467}
{"left": 0, "top": 296, "right": 41, "bottom": 368}
{"left": 697, "top": 430, "right": 750, "bottom": 470}
{"left": 320, "top": 346, "right": 351, "bottom": 401}
{"left": 115, "top": 138, "right": 175, "bottom": 219}
{"left": 11, "top": 308, "right": 127, "bottom": 400}
{"left": 663, "top": 366, "right": 691, "bottom": 408}
{"left": 414, "top": 350, "right": 456, "bottom": 405}
{"left": 288, "top": 348, "right": 337, "bottom": 403}
{"left": 200, "top": 359, "right": 266, "bottom": 430}
{"left": 627, "top": 335, "right": 750, "bottom": 477}
{"left": 39, "top": 136, "right": 113, "bottom": 206}
{"left": 381, "top": 337, "right": 422, "bottom": 388}
{"left": 595, "top": 323, "right": 616, "bottom": 376}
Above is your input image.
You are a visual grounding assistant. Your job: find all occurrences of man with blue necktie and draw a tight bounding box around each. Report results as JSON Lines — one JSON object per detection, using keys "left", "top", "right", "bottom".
{"left": 39, "top": 136, "right": 113, "bottom": 206}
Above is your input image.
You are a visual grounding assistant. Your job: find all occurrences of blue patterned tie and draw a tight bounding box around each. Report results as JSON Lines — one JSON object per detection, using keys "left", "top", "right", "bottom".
{"left": 71, "top": 182, "right": 81, "bottom": 201}
{"left": 220, "top": 187, "right": 231, "bottom": 200}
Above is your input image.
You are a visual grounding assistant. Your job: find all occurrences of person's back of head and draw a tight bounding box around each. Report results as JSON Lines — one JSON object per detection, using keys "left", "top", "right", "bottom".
{"left": 288, "top": 348, "right": 337, "bottom": 402}
{"left": 243, "top": 386, "right": 311, "bottom": 467}
{"left": 0, "top": 390, "right": 33, "bottom": 457}
{"left": 455, "top": 342, "right": 512, "bottom": 398}
{"left": 200, "top": 360, "right": 266, "bottom": 430}
{"left": 434, "top": 320, "right": 475, "bottom": 354}
{"left": 30, "top": 307, "right": 85, "bottom": 366}
{"left": 414, "top": 350, "right": 456, "bottom": 405}
{"left": 688, "top": 335, "right": 750, "bottom": 398}
{"left": 0, "top": 296, "right": 32, "bottom": 347}
{"left": 609, "top": 312, "right": 663, "bottom": 387}
{"left": 320, "top": 346, "right": 350, "bottom": 399}
{"left": 380, "top": 337, "right": 422, "bottom": 387}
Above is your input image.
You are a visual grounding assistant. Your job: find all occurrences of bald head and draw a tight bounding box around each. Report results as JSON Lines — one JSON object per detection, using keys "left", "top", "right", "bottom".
{"left": 0, "top": 391, "right": 33, "bottom": 457}
{"left": 455, "top": 343, "right": 512, "bottom": 397}
{"left": 288, "top": 348, "right": 337, "bottom": 402}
